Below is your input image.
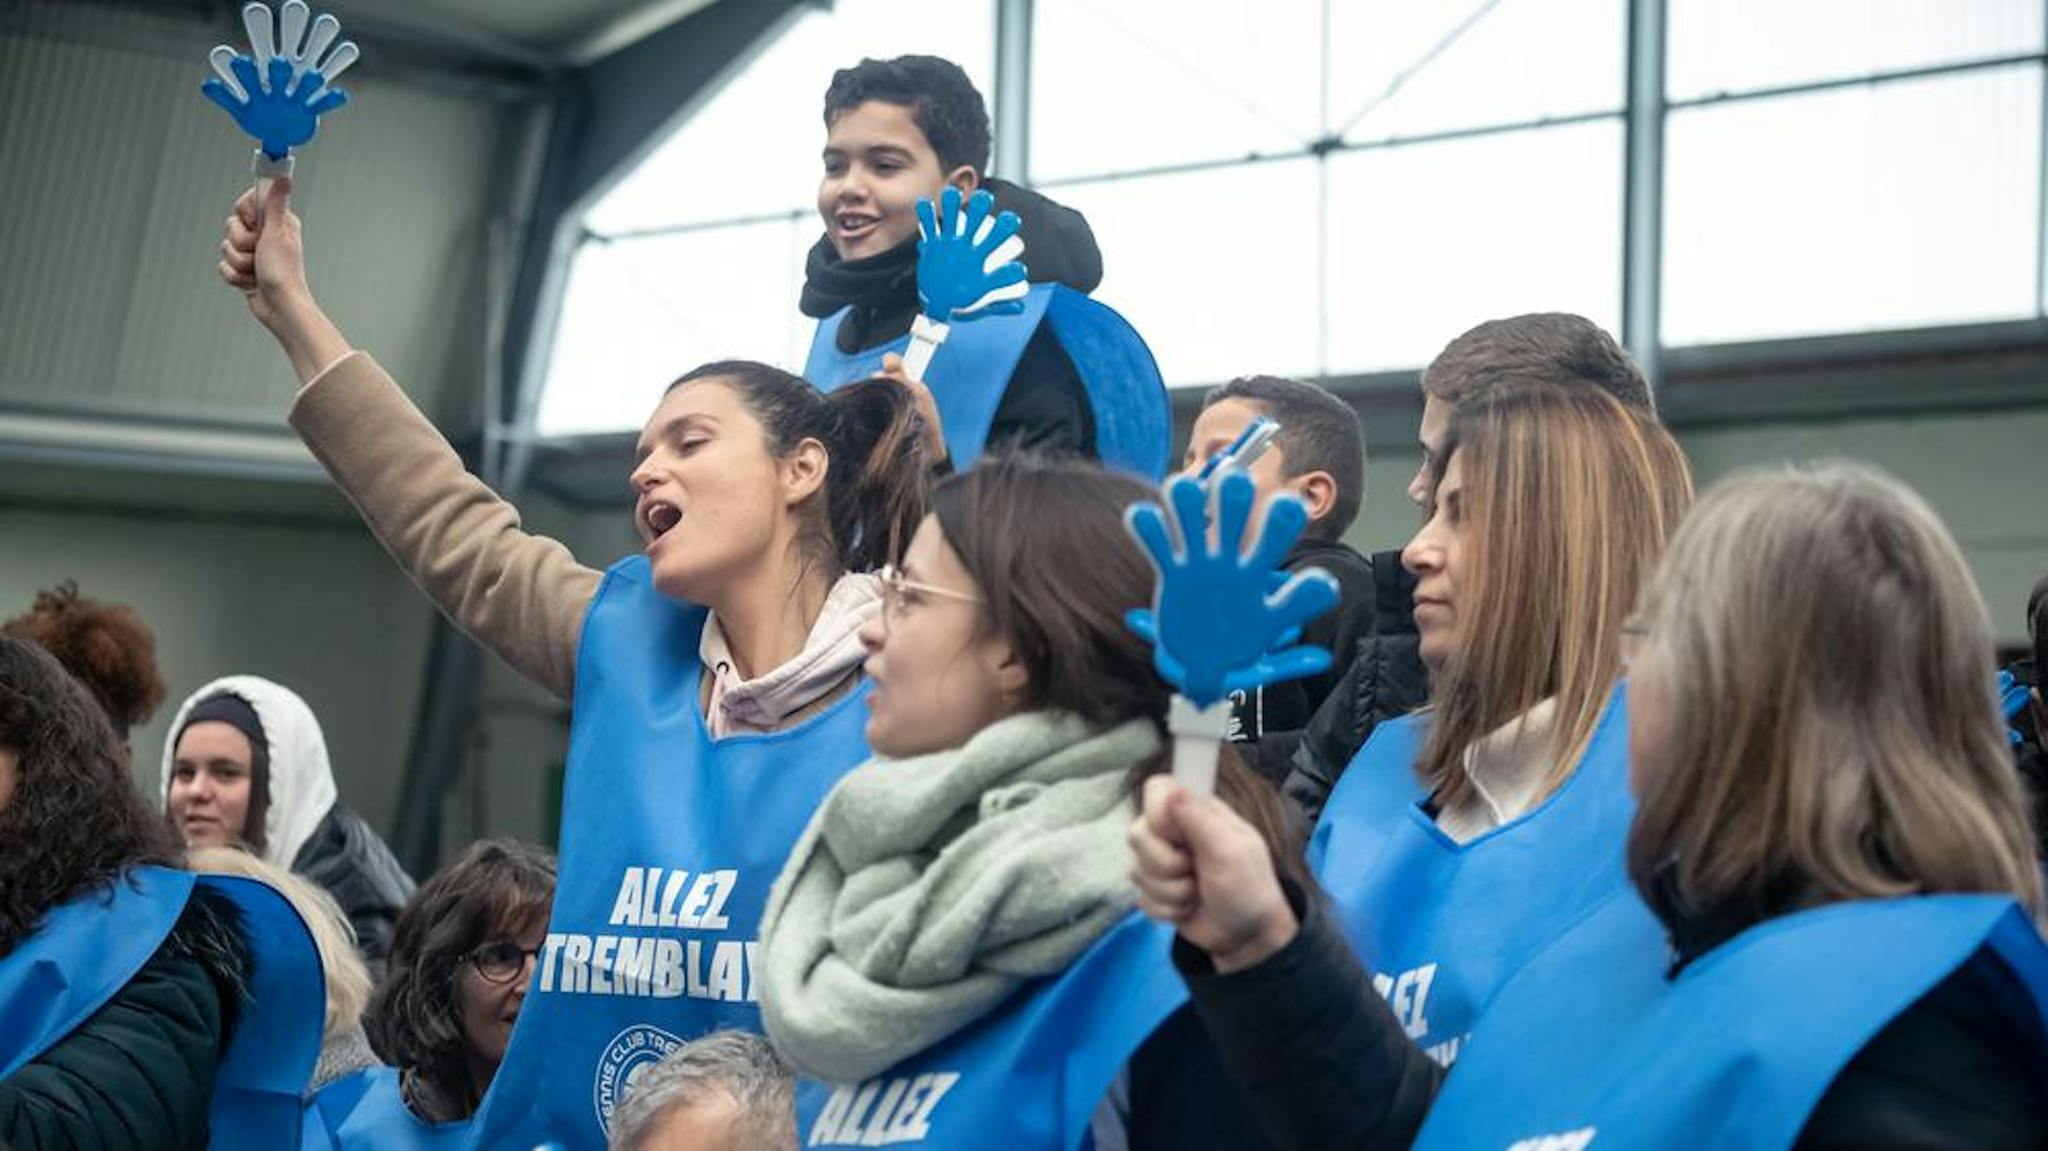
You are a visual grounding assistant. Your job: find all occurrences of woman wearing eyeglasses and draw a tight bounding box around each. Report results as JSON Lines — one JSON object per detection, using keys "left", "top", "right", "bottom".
{"left": 757, "top": 454, "right": 1302, "bottom": 1149}
{"left": 309, "top": 839, "right": 556, "bottom": 1149}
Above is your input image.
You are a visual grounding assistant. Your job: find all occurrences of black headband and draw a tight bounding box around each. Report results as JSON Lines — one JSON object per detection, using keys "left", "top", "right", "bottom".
{"left": 179, "top": 692, "right": 266, "bottom": 754}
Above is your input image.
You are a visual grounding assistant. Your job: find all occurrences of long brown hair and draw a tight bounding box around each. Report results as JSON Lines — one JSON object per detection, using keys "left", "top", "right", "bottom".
{"left": 1627, "top": 464, "right": 2043, "bottom": 944}
{"left": 1417, "top": 385, "right": 1692, "bottom": 813}
{"left": 930, "top": 454, "right": 1304, "bottom": 877}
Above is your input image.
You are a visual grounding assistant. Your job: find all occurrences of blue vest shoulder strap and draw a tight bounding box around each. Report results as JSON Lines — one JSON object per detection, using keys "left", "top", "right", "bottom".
{"left": 1304, "top": 709, "right": 1426, "bottom": 873}
{"left": 194, "top": 871, "right": 329, "bottom": 1151}
{"left": 0, "top": 865, "right": 193, "bottom": 1077}
{"left": 805, "top": 284, "right": 1169, "bottom": 478}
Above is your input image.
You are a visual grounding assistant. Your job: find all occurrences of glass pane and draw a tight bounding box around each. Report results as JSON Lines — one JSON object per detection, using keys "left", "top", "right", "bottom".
{"left": 585, "top": 0, "right": 995, "bottom": 235}
{"left": 1030, "top": 0, "right": 1321, "bottom": 182}
{"left": 537, "top": 219, "right": 811, "bottom": 437}
{"left": 1327, "top": 0, "right": 1625, "bottom": 142}
{"left": 1054, "top": 158, "right": 1322, "bottom": 387}
{"left": 1324, "top": 120, "right": 1625, "bottom": 375}
{"left": 1662, "top": 66, "right": 2040, "bottom": 347}
{"left": 1668, "top": 0, "right": 2042, "bottom": 102}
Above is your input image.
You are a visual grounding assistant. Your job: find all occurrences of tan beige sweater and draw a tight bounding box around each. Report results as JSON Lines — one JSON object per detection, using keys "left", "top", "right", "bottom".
{"left": 289, "top": 353, "right": 873, "bottom": 730}
{"left": 291, "top": 351, "right": 604, "bottom": 700}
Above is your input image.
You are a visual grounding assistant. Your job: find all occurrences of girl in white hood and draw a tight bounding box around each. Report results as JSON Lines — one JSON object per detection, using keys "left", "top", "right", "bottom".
{"left": 162, "top": 675, "right": 415, "bottom": 979}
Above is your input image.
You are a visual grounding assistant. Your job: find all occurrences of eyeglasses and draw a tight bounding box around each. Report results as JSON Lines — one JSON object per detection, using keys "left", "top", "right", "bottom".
{"left": 877, "top": 563, "right": 982, "bottom": 622}
{"left": 466, "top": 940, "right": 541, "bottom": 985}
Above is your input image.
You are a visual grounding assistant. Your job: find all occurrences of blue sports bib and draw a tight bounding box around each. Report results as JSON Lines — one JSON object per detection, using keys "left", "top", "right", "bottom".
{"left": 1309, "top": 684, "right": 1636, "bottom": 1068}
{"left": 307, "top": 1065, "right": 470, "bottom": 1151}
{"left": 795, "top": 913, "right": 1187, "bottom": 1150}
{"left": 1416, "top": 892, "right": 2048, "bottom": 1150}
{"left": 465, "top": 556, "right": 874, "bottom": 1150}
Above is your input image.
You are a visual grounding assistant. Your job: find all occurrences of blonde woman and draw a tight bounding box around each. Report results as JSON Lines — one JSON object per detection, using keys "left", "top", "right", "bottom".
{"left": 1129, "top": 384, "right": 1690, "bottom": 1145}
{"left": 1140, "top": 463, "right": 2048, "bottom": 1148}
{"left": 187, "top": 845, "right": 376, "bottom": 1090}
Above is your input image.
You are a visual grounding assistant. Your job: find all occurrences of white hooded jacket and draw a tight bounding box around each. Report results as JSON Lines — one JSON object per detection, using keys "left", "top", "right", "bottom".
{"left": 159, "top": 674, "right": 340, "bottom": 869}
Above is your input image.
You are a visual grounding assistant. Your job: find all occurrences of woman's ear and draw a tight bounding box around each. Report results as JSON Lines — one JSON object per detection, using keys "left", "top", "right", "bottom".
{"left": 781, "top": 437, "right": 831, "bottom": 508}
{"left": 983, "top": 633, "right": 1031, "bottom": 705}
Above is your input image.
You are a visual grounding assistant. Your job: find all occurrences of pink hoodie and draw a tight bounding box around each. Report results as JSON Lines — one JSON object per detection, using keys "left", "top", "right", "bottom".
{"left": 698, "top": 572, "right": 882, "bottom": 738}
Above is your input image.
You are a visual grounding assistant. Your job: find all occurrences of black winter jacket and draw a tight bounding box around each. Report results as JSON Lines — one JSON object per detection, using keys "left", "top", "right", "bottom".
{"left": 0, "top": 886, "right": 250, "bottom": 1150}
{"left": 1231, "top": 540, "right": 1377, "bottom": 785}
{"left": 1281, "top": 551, "right": 1431, "bottom": 825}
{"left": 292, "top": 804, "right": 414, "bottom": 981}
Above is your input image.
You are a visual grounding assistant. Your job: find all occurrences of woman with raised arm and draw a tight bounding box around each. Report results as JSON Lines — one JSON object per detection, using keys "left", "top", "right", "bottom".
{"left": 217, "top": 179, "right": 931, "bottom": 1150}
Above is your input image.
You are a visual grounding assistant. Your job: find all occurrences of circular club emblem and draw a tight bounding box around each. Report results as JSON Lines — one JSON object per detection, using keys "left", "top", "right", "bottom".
{"left": 594, "top": 1023, "right": 685, "bottom": 1133}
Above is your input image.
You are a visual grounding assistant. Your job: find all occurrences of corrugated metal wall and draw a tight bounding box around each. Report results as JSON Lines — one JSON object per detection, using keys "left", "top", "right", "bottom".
{"left": 0, "top": 0, "right": 524, "bottom": 429}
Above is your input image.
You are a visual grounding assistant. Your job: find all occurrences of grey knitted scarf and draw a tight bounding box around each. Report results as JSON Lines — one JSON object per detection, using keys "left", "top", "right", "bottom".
{"left": 757, "top": 711, "right": 1160, "bottom": 1084}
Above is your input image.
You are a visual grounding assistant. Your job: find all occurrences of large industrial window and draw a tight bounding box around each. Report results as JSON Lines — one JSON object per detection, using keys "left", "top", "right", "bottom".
{"left": 536, "top": 0, "right": 2048, "bottom": 434}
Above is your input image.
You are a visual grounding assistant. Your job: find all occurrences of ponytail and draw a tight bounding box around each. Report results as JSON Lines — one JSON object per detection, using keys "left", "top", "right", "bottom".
{"left": 821, "top": 377, "right": 930, "bottom": 572}
{"left": 667, "top": 361, "right": 930, "bottom": 578}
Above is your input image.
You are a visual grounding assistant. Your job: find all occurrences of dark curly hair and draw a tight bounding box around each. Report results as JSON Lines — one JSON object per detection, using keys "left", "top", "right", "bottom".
{"left": 2, "top": 581, "right": 167, "bottom": 744}
{"left": 822, "top": 55, "right": 991, "bottom": 175}
{"left": 0, "top": 636, "right": 179, "bottom": 956}
{"left": 366, "top": 838, "right": 555, "bottom": 1118}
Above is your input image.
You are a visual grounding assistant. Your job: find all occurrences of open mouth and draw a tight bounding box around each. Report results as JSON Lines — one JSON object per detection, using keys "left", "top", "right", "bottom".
{"left": 834, "top": 212, "right": 879, "bottom": 243}
{"left": 641, "top": 500, "right": 683, "bottom": 544}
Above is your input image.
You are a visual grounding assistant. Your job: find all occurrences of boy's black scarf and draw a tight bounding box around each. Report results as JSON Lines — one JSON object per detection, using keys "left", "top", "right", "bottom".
{"left": 799, "top": 234, "right": 923, "bottom": 354}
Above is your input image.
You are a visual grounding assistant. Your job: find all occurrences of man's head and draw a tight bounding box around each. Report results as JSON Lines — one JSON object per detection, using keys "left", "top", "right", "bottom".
{"left": 819, "top": 56, "right": 991, "bottom": 261}
{"left": 608, "top": 1030, "right": 795, "bottom": 1151}
{"left": 1183, "top": 376, "right": 1367, "bottom": 543}
{"left": 1411, "top": 313, "right": 1655, "bottom": 506}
